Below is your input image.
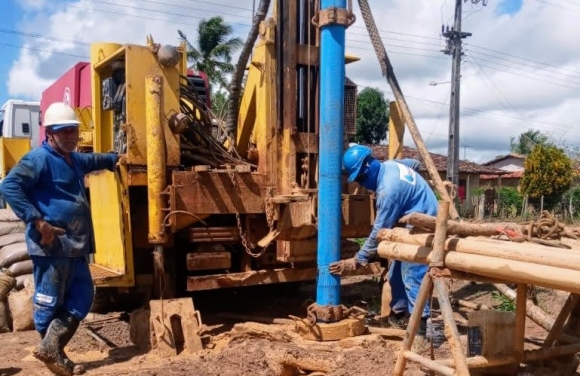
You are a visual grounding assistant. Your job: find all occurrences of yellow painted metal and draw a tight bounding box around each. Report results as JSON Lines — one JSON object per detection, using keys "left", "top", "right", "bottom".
{"left": 145, "top": 75, "right": 167, "bottom": 244}
{"left": 388, "top": 101, "right": 405, "bottom": 160}
{"left": 0, "top": 138, "right": 31, "bottom": 179}
{"left": 236, "top": 19, "right": 278, "bottom": 187}
{"left": 91, "top": 40, "right": 182, "bottom": 166}
{"left": 88, "top": 168, "right": 135, "bottom": 287}
{"left": 90, "top": 42, "right": 120, "bottom": 154}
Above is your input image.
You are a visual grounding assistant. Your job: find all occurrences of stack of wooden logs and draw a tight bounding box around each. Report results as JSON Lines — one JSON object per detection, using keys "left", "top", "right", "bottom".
{"left": 377, "top": 212, "right": 580, "bottom": 295}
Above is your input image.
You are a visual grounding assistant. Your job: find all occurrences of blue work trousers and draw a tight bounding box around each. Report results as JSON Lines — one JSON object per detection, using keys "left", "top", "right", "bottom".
{"left": 388, "top": 260, "right": 430, "bottom": 318}
{"left": 30, "top": 255, "right": 94, "bottom": 334}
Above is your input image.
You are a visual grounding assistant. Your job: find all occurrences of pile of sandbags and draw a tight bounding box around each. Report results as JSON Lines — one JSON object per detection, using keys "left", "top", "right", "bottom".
{"left": 0, "top": 209, "right": 34, "bottom": 333}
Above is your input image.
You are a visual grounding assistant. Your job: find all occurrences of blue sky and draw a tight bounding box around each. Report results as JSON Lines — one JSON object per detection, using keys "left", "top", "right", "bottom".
{"left": 496, "top": 0, "right": 524, "bottom": 15}
{"left": 0, "top": 1, "right": 20, "bottom": 106}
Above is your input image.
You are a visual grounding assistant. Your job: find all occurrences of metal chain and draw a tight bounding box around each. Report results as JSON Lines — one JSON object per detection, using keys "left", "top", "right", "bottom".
{"left": 226, "top": 166, "right": 266, "bottom": 258}
{"left": 265, "top": 199, "right": 275, "bottom": 233}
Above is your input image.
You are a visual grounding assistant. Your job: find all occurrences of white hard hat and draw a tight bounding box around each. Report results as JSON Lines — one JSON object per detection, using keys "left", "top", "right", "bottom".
{"left": 43, "top": 102, "right": 80, "bottom": 131}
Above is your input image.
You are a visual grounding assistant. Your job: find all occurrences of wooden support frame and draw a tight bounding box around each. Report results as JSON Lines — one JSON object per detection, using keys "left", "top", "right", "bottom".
{"left": 390, "top": 201, "right": 580, "bottom": 375}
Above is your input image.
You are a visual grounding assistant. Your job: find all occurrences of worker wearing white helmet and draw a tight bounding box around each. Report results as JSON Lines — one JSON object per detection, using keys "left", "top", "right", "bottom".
{"left": 0, "top": 102, "right": 120, "bottom": 376}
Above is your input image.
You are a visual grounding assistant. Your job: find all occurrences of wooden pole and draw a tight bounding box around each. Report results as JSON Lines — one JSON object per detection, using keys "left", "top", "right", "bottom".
{"left": 402, "top": 351, "right": 455, "bottom": 376}
{"left": 434, "top": 279, "right": 470, "bottom": 375}
{"left": 397, "top": 212, "right": 522, "bottom": 237}
{"left": 543, "top": 294, "right": 579, "bottom": 348}
{"left": 378, "top": 228, "right": 580, "bottom": 271}
{"left": 388, "top": 101, "right": 405, "bottom": 160}
{"left": 378, "top": 241, "right": 580, "bottom": 295}
{"left": 514, "top": 284, "right": 527, "bottom": 362}
{"left": 392, "top": 273, "right": 434, "bottom": 376}
{"left": 430, "top": 201, "right": 450, "bottom": 267}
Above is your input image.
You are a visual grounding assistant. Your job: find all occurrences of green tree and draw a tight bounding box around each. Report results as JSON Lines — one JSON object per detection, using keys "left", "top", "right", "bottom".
{"left": 211, "top": 90, "right": 229, "bottom": 120}
{"left": 178, "top": 16, "right": 243, "bottom": 91}
{"left": 510, "top": 129, "right": 549, "bottom": 155}
{"left": 354, "top": 87, "right": 388, "bottom": 144}
{"left": 520, "top": 144, "right": 574, "bottom": 199}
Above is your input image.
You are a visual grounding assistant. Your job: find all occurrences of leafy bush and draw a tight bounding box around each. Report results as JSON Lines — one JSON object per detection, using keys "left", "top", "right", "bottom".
{"left": 497, "top": 187, "right": 523, "bottom": 217}
{"left": 521, "top": 144, "right": 574, "bottom": 200}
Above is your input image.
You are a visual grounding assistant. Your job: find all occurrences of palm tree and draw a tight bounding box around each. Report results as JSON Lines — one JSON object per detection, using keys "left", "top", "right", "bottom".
{"left": 178, "top": 17, "right": 243, "bottom": 91}
{"left": 510, "top": 129, "right": 549, "bottom": 155}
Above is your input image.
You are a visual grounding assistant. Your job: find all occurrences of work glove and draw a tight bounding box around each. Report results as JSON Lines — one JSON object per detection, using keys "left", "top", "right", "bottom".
{"left": 34, "top": 219, "right": 66, "bottom": 246}
{"left": 329, "top": 257, "right": 359, "bottom": 275}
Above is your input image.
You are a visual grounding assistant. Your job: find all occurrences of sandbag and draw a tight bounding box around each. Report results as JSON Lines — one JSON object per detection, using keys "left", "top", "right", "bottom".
{"left": 7, "top": 285, "right": 34, "bottom": 331}
{"left": 7, "top": 259, "right": 33, "bottom": 277}
{"left": 0, "top": 242, "right": 29, "bottom": 268}
{"left": 0, "top": 209, "right": 21, "bottom": 222}
{"left": 0, "top": 299, "right": 9, "bottom": 333}
{"left": 14, "top": 274, "right": 34, "bottom": 291}
{"left": 0, "top": 233, "right": 26, "bottom": 248}
{"left": 0, "top": 222, "right": 25, "bottom": 237}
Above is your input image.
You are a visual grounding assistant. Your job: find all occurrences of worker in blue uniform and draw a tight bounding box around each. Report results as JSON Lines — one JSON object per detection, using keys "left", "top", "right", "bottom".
{"left": 0, "top": 102, "right": 119, "bottom": 376}
{"left": 330, "top": 144, "right": 438, "bottom": 340}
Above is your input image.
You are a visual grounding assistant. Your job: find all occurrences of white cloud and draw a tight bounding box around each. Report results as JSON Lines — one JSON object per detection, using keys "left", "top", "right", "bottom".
{"left": 6, "top": 0, "right": 580, "bottom": 164}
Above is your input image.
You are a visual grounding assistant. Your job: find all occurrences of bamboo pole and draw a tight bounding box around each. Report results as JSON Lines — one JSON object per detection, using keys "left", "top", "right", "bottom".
{"left": 378, "top": 228, "right": 580, "bottom": 272}
{"left": 378, "top": 241, "right": 580, "bottom": 295}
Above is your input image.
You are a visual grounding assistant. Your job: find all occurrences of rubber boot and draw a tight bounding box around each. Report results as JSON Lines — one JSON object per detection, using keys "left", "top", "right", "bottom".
{"left": 33, "top": 315, "right": 84, "bottom": 376}
{"left": 0, "top": 274, "right": 15, "bottom": 300}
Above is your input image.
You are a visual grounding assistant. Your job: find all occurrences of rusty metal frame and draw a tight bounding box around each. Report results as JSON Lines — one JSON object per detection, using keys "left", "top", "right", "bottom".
{"left": 186, "top": 262, "right": 381, "bottom": 291}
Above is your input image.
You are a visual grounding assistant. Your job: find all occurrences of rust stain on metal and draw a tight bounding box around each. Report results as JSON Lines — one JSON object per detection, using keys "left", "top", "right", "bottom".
{"left": 171, "top": 171, "right": 269, "bottom": 216}
{"left": 186, "top": 262, "right": 382, "bottom": 291}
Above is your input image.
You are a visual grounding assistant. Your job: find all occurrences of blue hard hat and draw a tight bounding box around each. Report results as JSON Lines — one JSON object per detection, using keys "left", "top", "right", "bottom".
{"left": 343, "top": 144, "right": 373, "bottom": 183}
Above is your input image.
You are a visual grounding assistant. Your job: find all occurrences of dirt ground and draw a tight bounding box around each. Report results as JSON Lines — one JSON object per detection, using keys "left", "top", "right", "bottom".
{"left": 0, "top": 274, "right": 578, "bottom": 376}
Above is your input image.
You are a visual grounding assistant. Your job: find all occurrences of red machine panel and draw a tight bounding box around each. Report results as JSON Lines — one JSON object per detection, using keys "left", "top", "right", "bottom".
{"left": 39, "top": 62, "right": 91, "bottom": 145}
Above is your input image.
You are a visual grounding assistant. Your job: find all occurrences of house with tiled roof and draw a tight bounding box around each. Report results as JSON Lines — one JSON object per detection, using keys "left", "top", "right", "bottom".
{"left": 363, "top": 144, "right": 506, "bottom": 216}
{"left": 480, "top": 153, "right": 526, "bottom": 187}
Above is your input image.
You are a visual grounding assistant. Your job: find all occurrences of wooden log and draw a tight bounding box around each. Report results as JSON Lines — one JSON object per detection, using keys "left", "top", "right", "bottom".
{"left": 378, "top": 228, "right": 580, "bottom": 272}
{"left": 377, "top": 241, "right": 580, "bottom": 295}
{"left": 367, "top": 327, "right": 406, "bottom": 337}
{"left": 397, "top": 213, "right": 521, "bottom": 237}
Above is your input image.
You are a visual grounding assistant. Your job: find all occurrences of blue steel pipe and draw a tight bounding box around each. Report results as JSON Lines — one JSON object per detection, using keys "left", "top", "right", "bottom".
{"left": 316, "top": 0, "right": 347, "bottom": 310}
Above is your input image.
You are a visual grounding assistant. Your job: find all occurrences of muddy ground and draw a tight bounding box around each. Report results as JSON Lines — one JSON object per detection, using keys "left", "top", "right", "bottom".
{"left": 0, "top": 275, "right": 578, "bottom": 376}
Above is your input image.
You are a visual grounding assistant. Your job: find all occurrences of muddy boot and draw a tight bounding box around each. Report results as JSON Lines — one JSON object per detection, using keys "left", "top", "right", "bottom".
{"left": 33, "top": 315, "right": 84, "bottom": 376}
{"left": 0, "top": 274, "right": 15, "bottom": 300}
{"left": 58, "top": 315, "right": 85, "bottom": 375}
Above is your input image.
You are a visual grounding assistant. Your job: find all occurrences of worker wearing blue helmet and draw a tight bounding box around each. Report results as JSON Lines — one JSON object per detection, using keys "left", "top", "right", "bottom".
{"left": 330, "top": 144, "right": 438, "bottom": 337}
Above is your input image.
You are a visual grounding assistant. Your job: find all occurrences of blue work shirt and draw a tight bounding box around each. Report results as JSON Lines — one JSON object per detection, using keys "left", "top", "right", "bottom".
{"left": 355, "top": 159, "right": 439, "bottom": 265}
{"left": 0, "top": 141, "right": 118, "bottom": 257}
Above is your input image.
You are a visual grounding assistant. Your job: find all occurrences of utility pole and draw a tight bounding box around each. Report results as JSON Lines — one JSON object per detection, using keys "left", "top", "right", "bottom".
{"left": 442, "top": 0, "right": 472, "bottom": 187}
